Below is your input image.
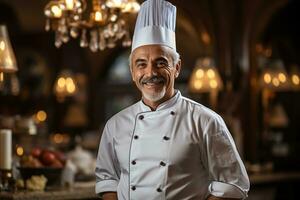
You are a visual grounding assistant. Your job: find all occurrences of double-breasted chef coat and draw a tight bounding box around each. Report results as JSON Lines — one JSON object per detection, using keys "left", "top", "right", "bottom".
{"left": 95, "top": 91, "right": 250, "bottom": 200}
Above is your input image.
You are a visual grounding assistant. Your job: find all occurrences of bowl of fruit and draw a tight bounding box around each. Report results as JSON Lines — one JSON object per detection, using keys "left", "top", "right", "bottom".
{"left": 19, "top": 147, "right": 66, "bottom": 187}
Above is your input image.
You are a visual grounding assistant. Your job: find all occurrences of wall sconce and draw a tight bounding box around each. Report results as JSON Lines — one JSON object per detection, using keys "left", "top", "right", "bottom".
{"left": 260, "top": 59, "right": 291, "bottom": 91}
{"left": 53, "top": 70, "right": 77, "bottom": 102}
{"left": 289, "top": 65, "right": 300, "bottom": 90}
{"left": 259, "top": 60, "right": 292, "bottom": 133}
{"left": 189, "top": 57, "right": 223, "bottom": 109}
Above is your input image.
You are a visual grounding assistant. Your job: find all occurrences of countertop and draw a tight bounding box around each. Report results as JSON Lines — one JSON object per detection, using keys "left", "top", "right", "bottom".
{"left": 0, "top": 181, "right": 98, "bottom": 200}
{"left": 1, "top": 171, "right": 300, "bottom": 199}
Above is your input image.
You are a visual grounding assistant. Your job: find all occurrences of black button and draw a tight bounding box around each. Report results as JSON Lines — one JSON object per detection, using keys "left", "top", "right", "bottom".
{"left": 156, "top": 188, "right": 162, "bottom": 192}
{"left": 138, "top": 115, "right": 144, "bottom": 120}
{"left": 131, "top": 160, "right": 136, "bottom": 165}
{"left": 131, "top": 186, "right": 136, "bottom": 191}
{"left": 134, "top": 135, "right": 139, "bottom": 139}
{"left": 163, "top": 136, "right": 170, "bottom": 140}
{"left": 160, "top": 161, "right": 166, "bottom": 166}
{"left": 170, "top": 111, "right": 175, "bottom": 115}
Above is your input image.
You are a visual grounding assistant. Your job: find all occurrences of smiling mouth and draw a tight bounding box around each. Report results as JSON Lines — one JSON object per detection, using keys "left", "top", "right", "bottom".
{"left": 142, "top": 80, "right": 165, "bottom": 88}
{"left": 143, "top": 80, "right": 164, "bottom": 85}
{"left": 141, "top": 76, "right": 166, "bottom": 86}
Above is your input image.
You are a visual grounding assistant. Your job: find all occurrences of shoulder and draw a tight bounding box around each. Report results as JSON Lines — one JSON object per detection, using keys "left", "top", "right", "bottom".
{"left": 180, "top": 96, "right": 220, "bottom": 119}
{"left": 180, "top": 96, "right": 227, "bottom": 133}
{"left": 105, "top": 101, "right": 140, "bottom": 130}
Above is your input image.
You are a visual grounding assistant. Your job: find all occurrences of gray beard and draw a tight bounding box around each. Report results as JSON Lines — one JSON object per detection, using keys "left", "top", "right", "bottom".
{"left": 142, "top": 86, "right": 166, "bottom": 102}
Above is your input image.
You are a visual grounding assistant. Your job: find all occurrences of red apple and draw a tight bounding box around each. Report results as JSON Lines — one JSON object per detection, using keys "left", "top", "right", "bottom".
{"left": 30, "top": 147, "right": 42, "bottom": 158}
{"left": 41, "top": 151, "right": 56, "bottom": 166}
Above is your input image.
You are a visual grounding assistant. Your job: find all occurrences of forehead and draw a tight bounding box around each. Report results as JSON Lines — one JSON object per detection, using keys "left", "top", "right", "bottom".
{"left": 132, "top": 45, "right": 172, "bottom": 60}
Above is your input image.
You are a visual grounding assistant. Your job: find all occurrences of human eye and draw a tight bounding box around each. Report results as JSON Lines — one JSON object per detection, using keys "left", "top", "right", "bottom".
{"left": 134, "top": 59, "right": 147, "bottom": 69}
{"left": 135, "top": 62, "right": 147, "bottom": 69}
{"left": 156, "top": 60, "right": 169, "bottom": 68}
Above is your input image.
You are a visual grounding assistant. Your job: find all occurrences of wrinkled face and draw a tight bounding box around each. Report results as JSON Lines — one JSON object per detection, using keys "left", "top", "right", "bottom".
{"left": 130, "top": 45, "right": 181, "bottom": 103}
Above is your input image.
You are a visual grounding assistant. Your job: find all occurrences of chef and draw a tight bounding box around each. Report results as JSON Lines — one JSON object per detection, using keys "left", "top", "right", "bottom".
{"left": 95, "top": 0, "right": 250, "bottom": 199}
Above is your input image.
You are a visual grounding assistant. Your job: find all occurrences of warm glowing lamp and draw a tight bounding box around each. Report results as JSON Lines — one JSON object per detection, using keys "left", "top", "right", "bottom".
{"left": 189, "top": 57, "right": 223, "bottom": 109}
{"left": 260, "top": 60, "right": 290, "bottom": 91}
{"left": 53, "top": 70, "right": 77, "bottom": 102}
{"left": 106, "top": 0, "right": 124, "bottom": 9}
{"left": 0, "top": 25, "right": 18, "bottom": 74}
{"left": 289, "top": 65, "right": 300, "bottom": 90}
{"left": 122, "top": 0, "right": 141, "bottom": 13}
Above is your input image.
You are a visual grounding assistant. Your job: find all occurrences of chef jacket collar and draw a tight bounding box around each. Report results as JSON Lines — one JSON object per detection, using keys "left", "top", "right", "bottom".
{"left": 140, "top": 90, "right": 181, "bottom": 112}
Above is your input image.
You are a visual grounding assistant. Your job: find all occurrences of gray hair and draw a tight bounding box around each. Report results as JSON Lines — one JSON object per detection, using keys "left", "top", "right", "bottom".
{"left": 128, "top": 49, "right": 180, "bottom": 68}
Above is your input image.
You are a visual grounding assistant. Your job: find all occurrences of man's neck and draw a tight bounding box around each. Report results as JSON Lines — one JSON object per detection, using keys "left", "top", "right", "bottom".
{"left": 142, "top": 90, "right": 175, "bottom": 111}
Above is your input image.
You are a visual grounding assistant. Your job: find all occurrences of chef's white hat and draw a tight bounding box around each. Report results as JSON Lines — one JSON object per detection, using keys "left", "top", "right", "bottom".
{"left": 131, "top": 0, "right": 177, "bottom": 52}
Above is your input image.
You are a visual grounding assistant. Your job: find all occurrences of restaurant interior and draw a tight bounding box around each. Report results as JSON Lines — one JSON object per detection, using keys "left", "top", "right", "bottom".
{"left": 0, "top": 0, "right": 300, "bottom": 199}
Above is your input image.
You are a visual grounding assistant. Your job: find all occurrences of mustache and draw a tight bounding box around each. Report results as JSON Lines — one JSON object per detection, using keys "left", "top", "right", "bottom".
{"left": 140, "top": 76, "right": 166, "bottom": 84}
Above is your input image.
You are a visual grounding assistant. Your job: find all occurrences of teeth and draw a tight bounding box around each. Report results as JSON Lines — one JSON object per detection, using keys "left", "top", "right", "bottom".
{"left": 143, "top": 82, "right": 155, "bottom": 86}
{"left": 142, "top": 80, "right": 164, "bottom": 86}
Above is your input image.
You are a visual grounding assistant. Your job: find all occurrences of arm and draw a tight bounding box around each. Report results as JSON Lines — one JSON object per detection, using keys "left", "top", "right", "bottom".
{"left": 202, "top": 117, "right": 250, "bottom": 199}
{"left": 102, "top": 192, "right": 118, "bottom": 200}
{"left": 95, "top": 122, "right": 120, "bottom": 196}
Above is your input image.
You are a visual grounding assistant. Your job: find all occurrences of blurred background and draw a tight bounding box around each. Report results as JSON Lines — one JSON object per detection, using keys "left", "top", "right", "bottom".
{"left": 0, "top": 0, "right": 300, "bottom": 199}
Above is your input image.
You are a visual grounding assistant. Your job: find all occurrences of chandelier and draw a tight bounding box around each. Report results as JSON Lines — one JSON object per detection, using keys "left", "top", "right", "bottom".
{"left": 44, "top": 0, "right": 140, "bottom": 52}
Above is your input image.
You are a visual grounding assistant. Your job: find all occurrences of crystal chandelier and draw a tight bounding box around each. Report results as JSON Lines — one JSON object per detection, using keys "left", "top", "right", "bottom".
{"left": 44, "top": 0, "right": 140, "bottom": 52}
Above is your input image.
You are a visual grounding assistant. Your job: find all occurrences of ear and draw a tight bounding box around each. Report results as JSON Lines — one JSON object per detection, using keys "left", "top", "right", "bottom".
{"left": 129, "top": 59, "right": 136, "bottom": 82}
{"left": 174, "top": 59, "right": 181, "bottom": 78}
{"left": 130, "top": 66, "right": 135, "bottom": 82}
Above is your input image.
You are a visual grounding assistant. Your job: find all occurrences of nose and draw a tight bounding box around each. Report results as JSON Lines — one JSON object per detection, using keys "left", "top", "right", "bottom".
{"left": 144, "top": 62, "right": 158, "bottom": 77}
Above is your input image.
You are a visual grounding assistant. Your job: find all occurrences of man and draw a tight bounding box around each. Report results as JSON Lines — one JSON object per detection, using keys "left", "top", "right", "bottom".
{"left": 95, "top": 0, "right": 250, "bottom": 199}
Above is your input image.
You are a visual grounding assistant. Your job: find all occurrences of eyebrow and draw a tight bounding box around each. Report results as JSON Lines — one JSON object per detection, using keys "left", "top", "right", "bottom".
{"left": 134, "top": 58, "right": 147, "bottom": 65}
{"left": 154, "top": 56, "right": 169, "bottom": 62}
{"left": 134, "top": 56, "right": 170, "bottom": 65}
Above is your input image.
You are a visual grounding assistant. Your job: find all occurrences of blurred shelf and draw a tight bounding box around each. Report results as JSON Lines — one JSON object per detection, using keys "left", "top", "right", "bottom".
{"left": 250, "top": 171, "right": 300, "bottom": 185}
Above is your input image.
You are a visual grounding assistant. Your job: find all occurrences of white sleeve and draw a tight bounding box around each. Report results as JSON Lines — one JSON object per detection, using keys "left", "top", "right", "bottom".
{"left": 202, "top": 119, "right": 250, "bottom": 199}
{"left": 95, "top": 122, "right": 120, "bottom": 195}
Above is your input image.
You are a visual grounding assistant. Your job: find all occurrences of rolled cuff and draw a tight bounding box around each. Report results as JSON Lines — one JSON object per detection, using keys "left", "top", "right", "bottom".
{"left": 208, "top": 181, "right": 248, "bottom": 199}
{"left": 95, "top": 179, "right": 118, "bottom": 195}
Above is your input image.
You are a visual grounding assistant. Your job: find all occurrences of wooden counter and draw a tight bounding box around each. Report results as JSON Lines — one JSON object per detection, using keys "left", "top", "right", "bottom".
{"left": 0, "top": 181, "right": 98, "bottom": 200}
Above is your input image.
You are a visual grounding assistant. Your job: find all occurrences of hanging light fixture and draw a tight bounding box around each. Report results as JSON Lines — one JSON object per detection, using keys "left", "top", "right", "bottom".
{"left": 0, "top": 25, "right": 19, "bottom": 96}
{"left": 44, "top": 0, "right": 140, "bottom": 52}
{"left": 0, "top": 25, "right": 18, "bottom": 73}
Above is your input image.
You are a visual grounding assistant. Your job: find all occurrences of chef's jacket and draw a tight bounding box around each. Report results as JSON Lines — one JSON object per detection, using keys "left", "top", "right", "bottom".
{"left": 95, "top": 91, "right": 250, "bottom": 200}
